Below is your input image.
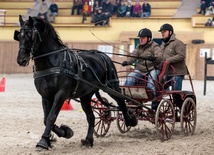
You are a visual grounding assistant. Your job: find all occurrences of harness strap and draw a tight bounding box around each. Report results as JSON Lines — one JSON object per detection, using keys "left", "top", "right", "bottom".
{"left": 34, "top": 67, "right": 62, "bottom": 79}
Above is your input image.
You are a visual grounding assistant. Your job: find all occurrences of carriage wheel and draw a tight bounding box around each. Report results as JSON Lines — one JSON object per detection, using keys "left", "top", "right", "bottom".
{"left": 116, "top": 111, "right": 131, "bottom": 133}
{"left": 92, "top": 97, "right": 111, "bottom": 137}
{"left": 155, "top": 99, "right": 175, "bottom": 141}
{"left": 180, "top": 97, "right": 197, "bottom": 136}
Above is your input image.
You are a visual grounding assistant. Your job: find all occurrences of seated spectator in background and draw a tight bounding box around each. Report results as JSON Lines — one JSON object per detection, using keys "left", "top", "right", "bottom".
{"left": 102, "top": 0, "right": 114, "bottom": 15}
{"left": 113, "top": 0, "right": 120, "bottom": 15}
{"left": 126, "top": 0, "right": 133, "bottom": 17}
{"left": 198, "top": 0, "right": 207, "bottom": 15}
{"left": 212, "top": 16, "right": 214, "bottom": 25}
{"left": 48, "top": 0, "right": 58, "bottom": 23}
{"left": 132, "top": 0, "right": 141, "bottom": 17}
{"left": 38, "top": 0, "right": 49, "bottom": 20}
{"left": 71, "top": 0, "right": 81, "bottom": 15}
{"left": 82, "top": 1, "right": 89, "bottom": 23}
{"left": 141, "top": 0, "right": 151, "bottom": 18}
{"left": 207, "top": 0, "right": 214, "bottom": 15}
{"left": 205, "top": 18, "right": 212, "bottom": 26}
{"left": 117, "top": 0, "right": 127, "bottom": 17}
{"left": 94, "top": 7, "right": 110, "bottom": 26}
{"left": 206, "top": 0, "right": 212, "bottom": 7}
{"left": 91, "top": 0, "right": 101, "bottom": 23}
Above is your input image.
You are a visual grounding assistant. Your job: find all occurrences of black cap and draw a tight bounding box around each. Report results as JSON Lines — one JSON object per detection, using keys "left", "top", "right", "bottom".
{"left": 137, "top": 28, "right": 152, "bottom": 38}
{"left": 158, "top": 23, "right": 174, "bottom": 33}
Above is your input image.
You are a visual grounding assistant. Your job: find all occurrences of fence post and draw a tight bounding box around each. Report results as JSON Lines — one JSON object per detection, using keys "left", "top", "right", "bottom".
{"left": 203, "top": 52, "right": 214, "bottom": 95}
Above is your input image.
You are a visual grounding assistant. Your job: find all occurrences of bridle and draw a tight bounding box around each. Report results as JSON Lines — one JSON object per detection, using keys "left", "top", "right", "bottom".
{"left": 19, "top": 24, "right": 42, "bottom": 59}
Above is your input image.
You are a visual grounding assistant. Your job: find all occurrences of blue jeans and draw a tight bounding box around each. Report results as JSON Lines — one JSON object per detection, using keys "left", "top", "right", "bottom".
{"left": 141, "top": 12, "right": 151, "bottom": 18}
{"left": 124, "top": 69, "right": 160, "bottom": 91}
{"left": 169, "top": 75, "right": 184, "bottom": 90}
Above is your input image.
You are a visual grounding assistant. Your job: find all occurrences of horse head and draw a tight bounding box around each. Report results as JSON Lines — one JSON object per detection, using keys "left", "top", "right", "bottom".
{"left": 14, "top": 15, "right": 44, "bottom": 66}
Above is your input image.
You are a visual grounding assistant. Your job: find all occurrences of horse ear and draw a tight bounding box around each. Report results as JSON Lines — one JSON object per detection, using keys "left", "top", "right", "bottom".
{"left": 29, "top": 16, "right": 34, "bottom": 27}
{"left": 19, "top": 15, "right": 24, "bottom": 26}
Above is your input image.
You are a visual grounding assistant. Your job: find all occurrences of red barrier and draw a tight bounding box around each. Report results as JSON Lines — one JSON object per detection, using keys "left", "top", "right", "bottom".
{"left": 0, "top": 77, "right": 6, "bottom": 92}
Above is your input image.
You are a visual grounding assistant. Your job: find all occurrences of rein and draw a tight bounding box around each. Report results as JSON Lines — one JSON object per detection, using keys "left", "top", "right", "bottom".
{"left": 33, "top": 48, "right": 67, "bottom": 60}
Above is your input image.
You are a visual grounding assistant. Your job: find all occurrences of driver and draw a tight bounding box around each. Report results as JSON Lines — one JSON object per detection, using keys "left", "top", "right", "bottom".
{"left": 121, "top": 28, "right": 163, "bottom": 95}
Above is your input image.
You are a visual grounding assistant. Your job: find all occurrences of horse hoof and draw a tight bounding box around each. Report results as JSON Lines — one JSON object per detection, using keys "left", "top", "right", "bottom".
{"left": 60, "top": 125, "right": 74, "bottom": 139}
{"left": 81, "top": 139, "right": 93, "bottom": 147}
{"left": 125, "top": 115, "right": 138, "bottom": 127}
{"left": 36, "top": 139, "right": 49, "bottom": 150}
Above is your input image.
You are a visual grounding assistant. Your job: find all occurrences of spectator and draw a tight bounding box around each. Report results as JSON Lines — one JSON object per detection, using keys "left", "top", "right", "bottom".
{"left": 121, "top": 28, "right": 163, "bottom": 99}
{"left": 141, "top": 0, "right": 151, "bottom": 18}
{"left": 207, "top": 0, "right": 214, "bottom": 15}
{"left": 113, "top": 0, "right": 120, "bottom": 15}
{"left": 126, "top": 0, "right": 133, "bottom": 17}
{"left": 94, "top": 7, "right": 110, "bottom": 26}
{"left": 198, "top": 0, "right": 207, "bottom": 15}
{"left": 205, "top": 18, "right": 212, "bottom": 26}
{"left": 117, "top": 0, "right": 127, "bottom": 17}
{"left": 38, "top": 0, "right": 49, "bottom": 20}
{"left": 82, "top": 1, "right": 89, "bottom": 23}
{"left": 48, "top": 0, "right": 58, "bottom": 23}
{"left": 71, "top": 0, "right": 81, "bottom": 15}
{"left": 91, "top": 0, "right": 101, "bottom": 23}
{"left": 132, "top": 0, "right": 141, "bottom": 17}
{"left": 102, "top": 0, "right": 114, "bottom": 15}
{"left": 212, "top": 16, "right": 214, "bottom": 25}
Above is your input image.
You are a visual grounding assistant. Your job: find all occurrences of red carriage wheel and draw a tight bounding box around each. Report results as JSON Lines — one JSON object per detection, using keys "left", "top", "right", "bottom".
{"left": 92, "top": 97, "right": 111, "bottom": 137}
{"left": 116, "top": 111, "right": 131, "bottom": 133}
{"left": 180, "top": 97, "right": 197, "bottom": 136}
{"left": 155, "top": 99, "right": 175, "bottom": 141}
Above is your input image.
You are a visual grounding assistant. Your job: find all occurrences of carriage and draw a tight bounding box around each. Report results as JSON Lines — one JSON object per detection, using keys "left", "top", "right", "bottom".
{"left": 91, "top": 61, "right": 197, "bottom": 141}
{"left": 14, "top": 15, "right": 197, "bottom": 149}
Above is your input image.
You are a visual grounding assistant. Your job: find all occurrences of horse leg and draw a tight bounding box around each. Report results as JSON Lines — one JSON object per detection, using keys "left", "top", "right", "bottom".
{"left": 113, "top": 96, "right": 138, "bottom": 127}
{"left": 36, "top": 92, "right": 71, "bottom": 149}
{"left": 79, "top": 94, "right": 95, "bottom": 147}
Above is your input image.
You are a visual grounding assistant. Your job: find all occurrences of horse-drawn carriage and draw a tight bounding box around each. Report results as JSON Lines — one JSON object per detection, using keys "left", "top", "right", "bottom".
{"left": 92, "top": 61, "right": 197, "bottom": 141}
{"left": 14, "top": 15, "right": 197, "bottom": 150}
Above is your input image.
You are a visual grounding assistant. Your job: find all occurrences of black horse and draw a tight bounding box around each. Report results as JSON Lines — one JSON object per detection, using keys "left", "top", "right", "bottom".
{"left": 14, "top": 15, "right": 137, "bottom": 150}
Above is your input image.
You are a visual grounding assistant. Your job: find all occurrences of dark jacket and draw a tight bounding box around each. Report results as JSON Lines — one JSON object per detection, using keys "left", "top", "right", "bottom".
{"left": 160, "top": 33, "right": 188, "bottom": 76}
{"left": 49, "top": 4, "right": 58, "bottom": 13}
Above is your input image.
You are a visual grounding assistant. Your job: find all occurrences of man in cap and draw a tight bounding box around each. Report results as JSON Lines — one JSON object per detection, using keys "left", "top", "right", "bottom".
{"left": 158, "top": 23, "right": 187, "bottom": 91}
{"left": 122, "top": 28, "right": 163, "bottom": 93}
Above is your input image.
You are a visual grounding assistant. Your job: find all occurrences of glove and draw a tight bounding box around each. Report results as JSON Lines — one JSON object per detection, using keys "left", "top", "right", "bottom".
{"left": 122, "top": 61, "right": 129, "bottom": 66}
{"left": 146, "top": 56, "right": 156, "bottom": 61}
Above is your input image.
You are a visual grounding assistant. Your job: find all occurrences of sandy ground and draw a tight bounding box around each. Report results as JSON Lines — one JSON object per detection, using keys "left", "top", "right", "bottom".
{"left": 0, "top": 74, "right": 214, "bottom": 155}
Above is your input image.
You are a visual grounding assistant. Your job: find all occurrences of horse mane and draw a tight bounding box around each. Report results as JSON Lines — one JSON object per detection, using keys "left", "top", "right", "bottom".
{"left": 33, "top": 17, "right": 66, "bottom": 48}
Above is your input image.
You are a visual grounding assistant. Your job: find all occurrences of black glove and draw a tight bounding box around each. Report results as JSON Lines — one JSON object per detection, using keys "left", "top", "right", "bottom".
{"left": 122, "top": 61, "right": 129, "bottom": 66}
{"left": 146, "top": 56, "right": 156, "bottom": 61}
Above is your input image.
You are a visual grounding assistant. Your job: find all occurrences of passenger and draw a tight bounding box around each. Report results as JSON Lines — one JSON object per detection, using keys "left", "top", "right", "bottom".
{"left": 121, "top": 28, "right": 163, "bottom": 93}
{"left": 158, "top": 23, "right": 188, "bottom": 91}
